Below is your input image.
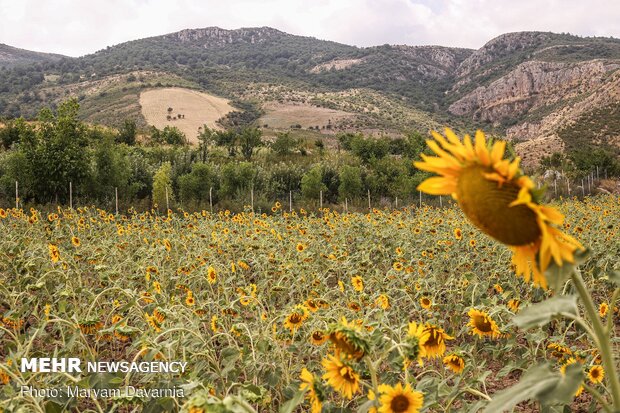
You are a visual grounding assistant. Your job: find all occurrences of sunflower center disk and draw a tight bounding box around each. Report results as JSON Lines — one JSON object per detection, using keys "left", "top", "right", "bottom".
{"left": 391, "top": 395, "right": 410, "bottom": 412}
{"left": 456, "top": 166, "right": 541, "bottom": 246}
{"left": 474, "top": 315, "right": 492, "bottom": 332}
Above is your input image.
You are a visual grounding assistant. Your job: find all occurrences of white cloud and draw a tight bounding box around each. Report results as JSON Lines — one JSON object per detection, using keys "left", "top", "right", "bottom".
{"left": 0, "top": 0, "right": 619, "bottom": 56}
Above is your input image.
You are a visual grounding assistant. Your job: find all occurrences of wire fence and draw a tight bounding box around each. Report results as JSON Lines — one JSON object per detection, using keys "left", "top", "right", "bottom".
{"left": 2, "top": 172, "right": 613, "bottom": 216}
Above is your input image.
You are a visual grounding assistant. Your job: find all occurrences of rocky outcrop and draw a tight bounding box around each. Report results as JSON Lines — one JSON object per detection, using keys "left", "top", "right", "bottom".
{"left": 449, "top": 60, "right": 620, "bottom": 123}
{"left": 166, "top": 27, "right": 289, "bottom": 47}
{"left": 455, "top": 32, "right": 558, "bottom": 78}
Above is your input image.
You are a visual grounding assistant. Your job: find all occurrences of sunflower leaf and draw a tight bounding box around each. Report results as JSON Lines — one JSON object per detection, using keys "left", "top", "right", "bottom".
{"left": 483, "top": 363, "right": 578, "bottom": 413}
{"left": 513, "top": 296, "right": 578, "bottom": 330}
{"left": 544, "top": 249, "right": 589, "bottom": 291}
{"left": 607, "top": 270, "right": 620, "bottom": 287}
{"left": 279, "top": 389, "right": 305, "bottom": 413}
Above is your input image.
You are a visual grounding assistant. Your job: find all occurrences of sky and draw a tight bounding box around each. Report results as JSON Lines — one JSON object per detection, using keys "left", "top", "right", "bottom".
{"left": 1, "top": 0, "right": 619, "bottom": 57}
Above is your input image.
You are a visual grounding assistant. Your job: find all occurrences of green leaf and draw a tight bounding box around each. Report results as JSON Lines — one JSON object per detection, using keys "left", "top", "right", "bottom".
{"left": 606, "top": 270, "right": 620, "bottom": 287}
{"left": 537, "top": 362, "right": 583, "bottom": 406}
{"left": 279, "top": 389, "right": 305, "bottom": 413}
{"left": 483, "top": 363, "right": 581, "bottom": 413}
{"left": 545, "top": 249, "right": 590, "bottom": 291}
{"left": 513, "top": 296, "right": 578, "bottom": 330}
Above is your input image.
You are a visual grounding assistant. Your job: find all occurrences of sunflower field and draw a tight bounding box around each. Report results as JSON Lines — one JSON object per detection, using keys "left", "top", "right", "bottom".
{"left": 0, "top": 129, "right": 618, "bottom": 413}
{"left": 0, "top": 191, "right": 618, "bottom": 412}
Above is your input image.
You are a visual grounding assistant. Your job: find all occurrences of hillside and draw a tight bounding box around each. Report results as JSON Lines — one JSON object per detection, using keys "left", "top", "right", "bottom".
{"left": 0, "top": 43, "right": 65, "bottom": 68}
{"left": 0, "top": 28, "right": 619, "bottom": 166}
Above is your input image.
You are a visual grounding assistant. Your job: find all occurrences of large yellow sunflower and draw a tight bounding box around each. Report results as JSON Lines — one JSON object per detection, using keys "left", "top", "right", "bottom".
{"left": 467, "top": 308, "right": 501, "bottom": 339}
{"left": 300, "top": 368, "right": 324, "bottom": 413}
{"left": 412, "top": 323, "right": 453, "bottom": 360}
{"left": 321, "top": 354, "right": 361, "bottom": 400}
{"left": 377, "top": 382, "right": 424, "bottom": 413}
{"left": 414, "top": 128, "right": 583, "bottom": 289}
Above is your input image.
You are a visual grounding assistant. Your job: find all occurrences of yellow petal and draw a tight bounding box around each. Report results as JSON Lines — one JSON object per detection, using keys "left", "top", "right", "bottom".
{"left": 474, "top": 130, "right": 490, "bottom": 166}
{"left": 417, "top": 177, "right": 457, "bottom": 195}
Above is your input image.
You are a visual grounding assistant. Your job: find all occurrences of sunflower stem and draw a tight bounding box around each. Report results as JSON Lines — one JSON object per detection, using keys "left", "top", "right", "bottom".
{"left": 582, "top": 383, "right": 613, "bottom": 413}
{"left": 606, "top": 288, "right": 620, "bottom": 336}
{"left": 570, "top": 270, "right": 620, "bottom": 410}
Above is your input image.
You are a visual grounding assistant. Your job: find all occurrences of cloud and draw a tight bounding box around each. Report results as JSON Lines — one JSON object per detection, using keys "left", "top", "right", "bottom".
{"left": 0, "top": 0, "right": 619, "bottom": 56}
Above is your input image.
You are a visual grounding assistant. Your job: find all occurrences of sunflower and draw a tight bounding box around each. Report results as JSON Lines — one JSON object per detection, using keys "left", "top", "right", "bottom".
{"left": 284, "top": 305, "right": 309, "bottom": 333}
{"left": 467, "top": 308, "right": 501, "bottom": 338}
{"left": 419, "top": 297, "right": 432, "bottom": 310}
{"left": 599, "top": 302, "right": 609, "bottom": 317}
{"left": 393, "top": 262, "right": 404, "bottom": 271}
{"left": 351, "top": 275, "right": 364, "bottom": 292}
{"left": 211, "top": 315, "right": 219, "bottom": 333}
{"left": 185, "top": 291, "right": 195, "bottom": 306}
{"left": 153, "top": 281, "right": 162, "bottom": 294}
{"left": 71, "top": 236, "right": 80, "bottom": 247}
{"left": 48, "top": 244, "right": 60, "bottom": 263}
{"left": 327, "top": 317, "right": 369, "bottom": 361}
{"left": 414, "top": 128, "right": 583, "bottom": 289}
{"left": 454, "top": 228, "right": 462, "bottom": 240}
{"left": 416, "top": 323, "right": 453, "bottom": 359}
{"left": 207, "top": 266, "right": 217, "bottom": 284}
{"left": 507, "top": 299, "right": 520, "bottom": 313}
{"left": 296, "top": 243, "right": 306, "bottom": 253}
{"left": 310, "top": 330, "right": 328, "bottom": 345}
{"left": 588, "top": 365, "right": 604, "bottom": 384}
{"left": 376, "top": 294, "right": 390, "bottom": 310}
{"left": 493, "top": 283, "right": 503, "bottom": 294}
{"left": 305, "top": 299, "right": 320, "bottom": 312}
{"left": 300, "top": 368, "right": 325, "bottom": 413}
{"left": 321, "top": 354, "right": 361, "bottom": 400}
{"left": 443, "top": 354, "right": 465, "bottom": 374}
{"left": 377, "top": 382, "right": 424, "bottom": 413}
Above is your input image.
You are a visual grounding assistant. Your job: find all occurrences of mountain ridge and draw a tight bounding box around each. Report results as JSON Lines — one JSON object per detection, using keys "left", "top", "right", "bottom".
{"left": 0, "top": 26, "right": 619, "bottom": 166}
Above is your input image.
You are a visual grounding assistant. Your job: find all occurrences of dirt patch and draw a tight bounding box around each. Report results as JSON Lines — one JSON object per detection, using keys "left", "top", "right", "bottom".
{"left": 309, "top": 58, "right": 364, "bottom": 73}
{"left": 516, "top": 134, "right": 565, "bottom": 170}
{"left": 139, "top": 87, "right": 235, "bottom": 144}
{"left": 259, "top": 101, "right": 354, "bottom": 130}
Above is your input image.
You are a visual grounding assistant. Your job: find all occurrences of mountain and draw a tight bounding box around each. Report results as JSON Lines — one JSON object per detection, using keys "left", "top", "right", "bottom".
{"left": 0, "top": 43, "right": 65, "bottom": 67}
{"left": 0, "top": 27, "right": 619, "bottom": 166}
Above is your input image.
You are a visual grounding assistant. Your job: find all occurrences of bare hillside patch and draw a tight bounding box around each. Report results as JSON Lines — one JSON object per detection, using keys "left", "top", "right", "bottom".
{"left": 259, "top": 102, "right": 354, "bottom": 130}
{"left": 140, "top": 88, "right": 235, "bottom": 143}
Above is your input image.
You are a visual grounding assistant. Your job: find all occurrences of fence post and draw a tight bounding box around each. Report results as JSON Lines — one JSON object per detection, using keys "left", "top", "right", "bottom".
{"left": 15, "top": 181, "right": 18, "bottom": 209}
{"left": 395, "top": 196, "right": 398, "bottom": 210}
{"left": 209, "top": 187, "right": 213, "bottom": 213}
{"left": 69, "top": 182, "right": 73, "bottom": 209}
{"left": 251, "top": 186, "right": 254, "bottom": 212}
{"left": 439, "top": 195, "right": 443, "bottom": 208}
{"left": 289, "top": 190, "right": 292, "bottom": 212}
{"left": 345, "top": 198, "right": 348, "bottom": 213}
{"left": 319, "top": 190, "right": 323, "bottom": 210}
{"left": 115, "top": 187, "right": 119, "bottom": 215}
{"left": 367, "top": 190, "right": 371, "bottom": 211}
{"left": 165, "top": 187, "right": 169, "bottom": 211}
{"left": 581, "top": 179, "right": 585, "bottom": 197}
{"left": 554, "top": 178, "right": 557, "bottom": 197}
{"left": 419, "top": 191, "right": 422, "bottom": 208}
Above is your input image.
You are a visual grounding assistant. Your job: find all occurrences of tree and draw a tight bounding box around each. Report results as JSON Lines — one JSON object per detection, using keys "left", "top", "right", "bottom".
{"left": 271, "top": 132, "right": 300, "bottom": 156}
{"left": 152, "top": 162, "right": 174, "bottom": 210}
{"left": 338, "top": 165, "right": 363, "bottom": 201}
{"left": 213, "top": 130, "right": 237, "bottom": 157}
{"left": 197, "top": 125, "right": 214, "bottom": 162}
{"left": 91, "top": 135, "right": 131, "bottom": 200}
{"left": 18, "top": 99, "right": 90, "bottom": 203}
{"left": 116, "top": 118, "right": 137, "bottom": 145}
{"left": 178, "top": 163, "right": 218, "bottom": 203}
{"left": 301, "top": 165, "right": 327, "bottom": 200}
{"left": 239, "top": 127, "right": 263, "bottom": 160}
